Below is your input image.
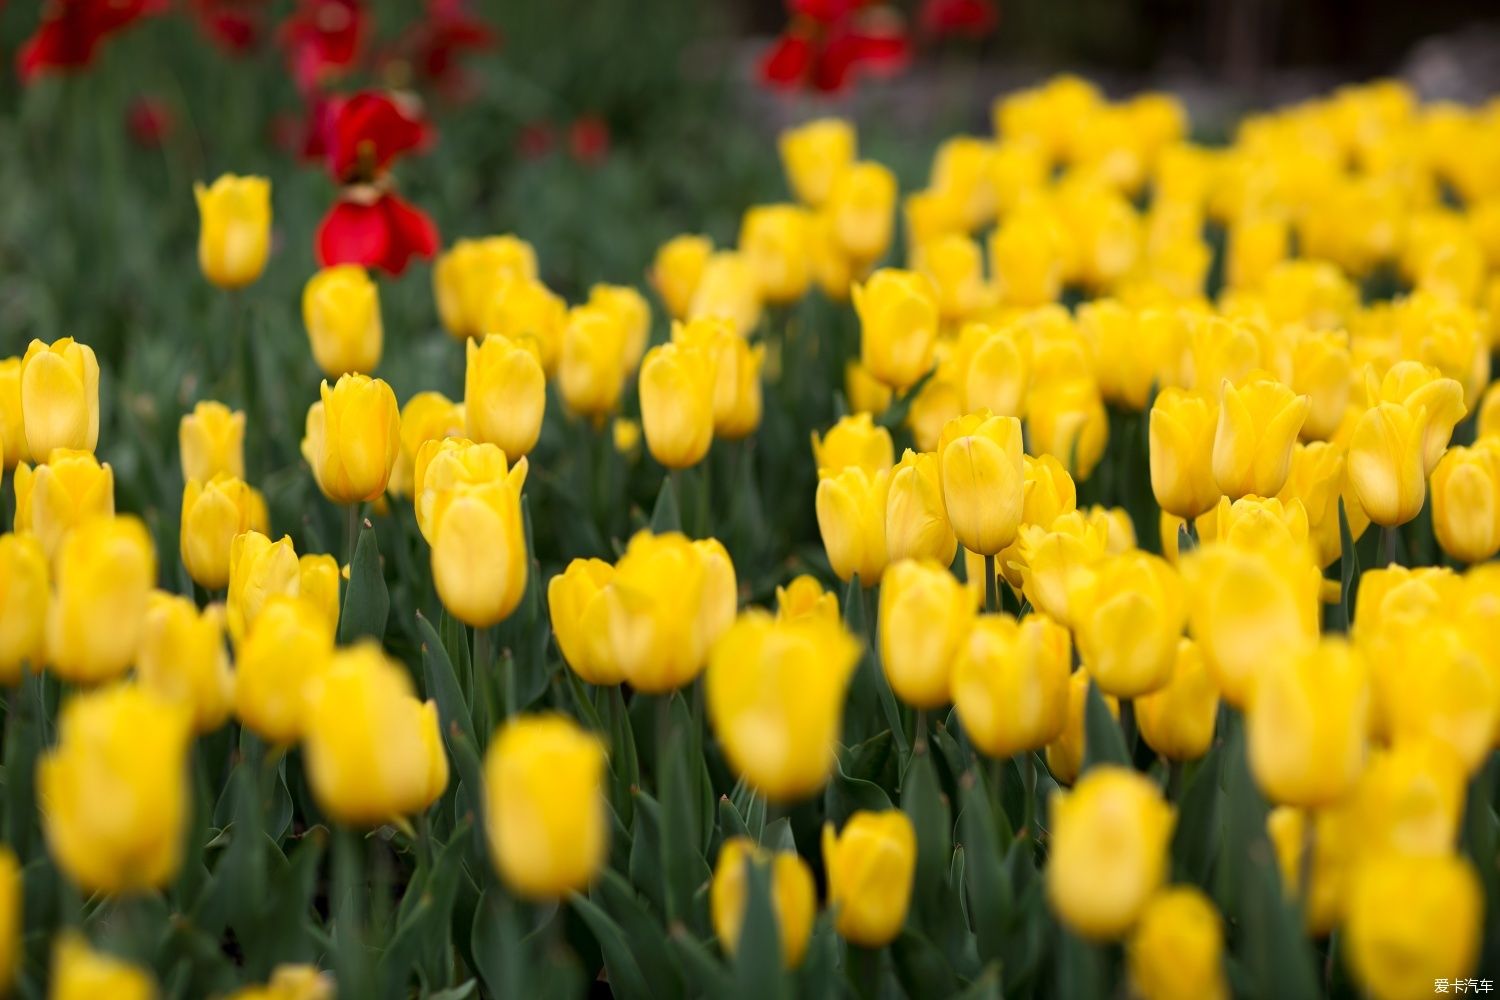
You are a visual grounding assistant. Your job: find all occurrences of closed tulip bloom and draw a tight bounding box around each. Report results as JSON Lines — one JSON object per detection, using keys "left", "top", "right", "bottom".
{"left": 1348, "top": 401, "right": 1429, "bottom": 527}
{"left": 479, "top": 277, "right": 568, "bottom": 376}
{"left": 957, "top": 322, "right": 1030, "bottom": 419}
{"left": 18, "top": 338, "right": 99, "bottom": 459}
{"left": 432, "top": 235, "right": 538, "bottom": 339}
{"left": 226, "top": 966, "right": 334, "bottom": 1000}
{"left": 1046, "top": 669, "right": 1119, "bottom": 786}
{"left": 651, "top": 234, "right": 713, "bottom": 321}
{"left": 180, "top": 400, "right": 246, "bottom": 483}
{"left": 937, "top": 411, "right": 1025, "bottom": 555}
{"left": 302, "top": 265, "right": 382, "bottom": 377}
{"left": 558, "top": 304, "right": 629, "bottom": 419}
{"left": 465, "top": 334, "right": 545, "bottom": 460}
{"left": 17, "top": 449, "right": 113, "bottom": 561}
{"left": 301, "top": 555, "right": 341, "bottom": 633}
{"left": 688, "top": 251, "right": 762, "bottom": 337}
{"left": 1013, "top": 511, "right": 1110, "bottom": 630}
{"left": 303, "top": 644, "right": 449, "bottom": 826}
{"left": 740, "top": 204, "right": 813, "bottom": 304}
{"left": 1353, "top": 740, "right": 1467, "bottom": 860}
{"left": 822, "top": 810, "right": 916, "bottom": 948}
{"left": 1149, "top": 388, "right": 1221, "bottom": 518}
{"left": 673, "top": 318, "right": 765, "bottom": 440}
{"left": 879, "top": 559, "right": 972, "bottom": 708}
{"left": 225, "top": 530, "right": 300, "bottom": 643}
{"left": 1127, "top": 887, "right": 1228, "bottom": 1000}
{"left": 1352, "top": 565, "right": 1462, "bottom": 635}
{"left": 587, "top": 283, "right": 652, "bottom": 374}
{"left": 1135, "top": 640, "right": 1218, "bottom": 761}
{"left": 708, "top": 610, "right": 860, "bottom": 801}
{"left": 1247, "top": 638, "right": 1369, "bottom": 807}
{"left": 613, "top": 417, "right": 641, "bottom": 455}
{"left": 1212, "top": 377, "right": 1309, "bottom": 499}
{"left": 990, "top": 454, "right": 1078, "bottom": 589}
{"left": 779, "top": 118, "right": 855, "bottom": 208}
{"left": 1047, "top": 766, "right": 1176, "bottom": 941}
{"left": 38, "top": 683, "right": 191, "bottom": 893}
{"left": 1431, "top": 442, "right": 1500, "bottom": 563}
{"left": 845, "top": 360, "right": 894, "bottom": 416}
{"left": 0, "top": 357, "right": 25, "bottom": 468}
{"left": 194, "top": 174, "right": 271, "bottom": 289}
{"left": 1027, "top": 376, "right": 1109, "bottom": 480}
{"left": 711, "top": 837, "right": 817, "bottom": 969}
{"left": 811, "top": 412, "right": 894, "bottom": 476}
{"left": 640, "top": 341, "right": 716, "bottom": 469}
{"left": 301, "top": 374, "right": 401, "bottom": 504}
{"left": 1278, "top": 441, "right": 1367, "bottom": 568}
{"left": 907, "top": 367, "right": 964, "bottom": 454}
{"left": 387, "top": 391, "right": 465, "bottom": 498}
{"left": 1288, "top": 327, "right": 1351, "bottom": 441}
{"left": 235, "top": 595, "right": 335, "bottom": 744}
{"left": 136, "top": 594, "right": 233, "bottom": 733}
{"left": 914, "top": 234, "right": 992, "bottom": 323}
{"left": 51, "top": 932, "right": 156, "bottom": 1000}
{"left": 484, "top": 713, "right": 608, "bottom": 899}
{"left": 951, "top": 613, "right": 1071, "bottom": 757}
{"left": 1345, "top": 854, "right": 1481, "bottom": 1000}
{"left": 990, "top": 212, "right": 1065, "bottom": 307}
{"left": 1225, "top": 214, "right": 1287, "bottom": 290}
{"left": 852, "top": 269, "right": 940, "bottom": 391}
{"left": 809, "top": 209, "right": 858, "bottom": 301}
{"left": 816, "top": 465, "right": 891, "bottom": 585}
{"left": 1072, "top": 552, "right": 1185, "bottom": 698}
{"left": 1365, "top": 618, "right": 1496, "bottom": 773}
{"left": 421, "top": 445, "right": 529, "bottom": 628}
{"left": 46, "top": 516, "right": 155, "bottom": 684}
{"left": 180, "top": 474, "right": 268, "bottom": 590}
{"left": 1077, "top": 301, "right": 1156, "bottom": 411}
{"left": 774, "top": 574, "right": 839, "bottom": 623}
{"left": 547, "top": 559, "right": 623, "bottom": 686}
{"left": 1208, "top": 494, "right": 1311, "bottom": 553}
{"left": 885, "top": 450, "right": 957, "bottom": 566}
{"left": 827, "top": 161, "right": 897, "bottom": 264}
{"left": 0, "top": 533, "right": 46, "bottom": 679}
{"left": 1367, "top": 361, "right": 1467, "bottom": 473}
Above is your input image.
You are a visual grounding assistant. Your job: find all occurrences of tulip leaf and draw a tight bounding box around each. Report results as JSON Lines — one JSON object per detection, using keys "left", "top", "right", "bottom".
{"left": 1337, "top": 496, "right": 1359, "bottom": 632}
{"left": 629, "top": 791, "right": 668, "bottom": 916}
{"left": 793, "top": 914, "right": 839, "bottom": 999}
{"left": 593, "top": 869, "right": 685, "bottom": 1000}
{"left": 569, "top": 891, "right": 656, "bottom": 1000}
{"left": 600, "top": 684, "right": 639, "bottom": 830}
{"left": 438, "top": 609, "right": 474, "bottom": 706}
{"left": 901, "top": 742, "right": 951, "bottom": 914}
{"left": 761, "top": 816, "right": 796, "bottom": 854}
{"left": 958, "top": 769, "right": 1012, "bottom": 964}
{"left": 731, "top": 856, "right": 786, "bottom": 1000}
{"left": 718, "top": 796, "right": 751, "bottom": 842}
{"left": 877, "top": 366, "right": 936, "bottom": 430}
{"left": 470, "top": 884, "right": 527, "bottom": 999}
{"left": 1170, "top": 745, "right": 1223, "bottom": 886}
{"left": 1461, "top": 757, "right": 1500, "bottom": 971}
{"left": 2, "top": 676, "right": 40, "bottom": 860}
{"left": 840, "top": 730, "right": 898, "bottom": 791}
{"left": 1054, "top": 930, "right": 1105, "bottom": 1000}
{"left": 825, "top": 757, "right": 894, "bottom": 826}
{"left": 950, "top": 963, "right": 1003, "bottom": 1000}
{"left": 650, "top": 474, "right": 682, "bottom": 533}
{"left": 381, "top": 821, "right": 471, "bottom": 995}
{"left": 669, "top": 928, "right": 732, "bottom": 997}
{"left": 427, "top": 982, "right": 478, "bottom": 1000}
{"left": 659, "top": 707, "right": 709, "bottom": 933}
{"left": 1080, "top": 680, "right": 1129, "bottom": 772}
{"left": 892, "top": 929, "right": 961, "bottom": 999}
{"left": 340, "top": 519, "right": 389, "bottom": 644}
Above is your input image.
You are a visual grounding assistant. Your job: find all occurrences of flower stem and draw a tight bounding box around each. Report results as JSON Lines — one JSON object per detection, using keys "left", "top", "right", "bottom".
{"left": 983, "top": 553, "right": 998, "bottom": 614}
{"left": 345, "top": 503, "right": 361, "bottom": 573}
{"left": 1380, "top": 523, "right": 1398, "bottom": 567}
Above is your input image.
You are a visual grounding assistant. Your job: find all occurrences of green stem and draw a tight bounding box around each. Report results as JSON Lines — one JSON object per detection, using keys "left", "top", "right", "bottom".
{"left": 983, "top": 553, "right": 998, "bottom": 614}
{"left": 345, "top": 504, "right": 362, "bottom": 572}
{"left": 670, "top": 467, "right": 687, "bottom": 536}
{"left": 1166, "top": 759, "right": 1184, "bottom": 802}
{"left": 333, "top": 826, "right": 370, "bottom": 1000}
{"left": 1380, "top": 523, "right": 1398, "bottom": 567}
{"left": 4, "top": 677, "right": 32, "bottom": 858}
{"left": 1019, "top": 751, "right": 1037, "bottom": 840}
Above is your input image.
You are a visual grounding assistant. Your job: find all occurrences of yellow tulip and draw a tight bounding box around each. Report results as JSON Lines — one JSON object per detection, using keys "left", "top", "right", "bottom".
{"left": 651, "top": 234, "right": 713, "bottom": 321}
{"left": 464, "top": 334, "right": 545, "bottom": 460}
{"left": 0, "top": 357, "right": 25, "bottom": 468}
{"left": 937, "top": 411, "right": 1025, "bottom": 556}
{"left": 547, "top": 559, "right": 623, "bottom": 686}
{"left": 1226, "top": 214, "right": 1288, "bottom": 290}
{"left": 707, "top": 610, "right": 860, "bottom": 801}
{"left": 587, "top": 283, "right": 652, "bottom": 374}
{"left": 558, "top": 304, "right": 629, "bottom": 420}
{"left": 1072, "top": 552, "right": 1185, "bottom": 698}
{"left": 1077, "top": 300, "right": 1157, "bottom": 411}
{"left": 1126, "top": 887, "right": 1228, "bottom": 1000}
{"left": 1211, "top": 377, "right": 1309, "bottom": 499}
{"left": 302, "top": 643, "right": 449, "bottom": 826}
{"left": 179, "top": 399, "right": 246, "bottom": 485}
{"left": 913, "top": 234, "right": 991, "bottom": 323}
{"left": 46, "top": 516, "right": 155, "bottom": 684}
{"left": 852, "top": 269, "right": 940, "bottom": 391}
{"left": 929, "top": 135, "right": 997, "bottom": 230}
{"left": 0, "top": 847, "right": 15, "bottom": 992}
{"left": 433, "top": 235, "right": 538, "bottom": 339}
{"left": 1135, "top": 639, "right": 1219, "bottom": 761}
{"left": 1026, "top": 376, "right": 1109, "bottom": 480}
{"left": 827, "top": 161, "right": 897, "bottom": 264}
{"left": 1149, "top": 389, "right": 1218, "bottom": 516}
{"left": 1266, "top": 802, "right": 1357, "bottom": 935}
{"left": 38, "top": 683, "right": 191, "bottom": 893}
{"left": 674, "top": 318, "right": 764, "bottom": 439}
{"left": 18, "top": 338, "right": 99, "bottom": 459}
{"left": 989, "top": 453, "right": 1078, "bottom": 590}
{"left": 234, "top": 595, "right": 335, "bottom": 745}
{"left": 774, "top": 574, "right": 839, "bottom": 624}
{"left": 989, "top": 211, "right": 1065, "bottom": 307}
{"left": 639, "top": 341, "right": 716, "bottom": 469}
{"left": 51, "top": 932, "right": 156, "bottom": 1000}
{"left": 180, "top": 474, "right": 268, "bottom": 590}
{"left": 0, "top": 533, "right": 47, "bottom": 680}
{"left": 951, "top": 612, "right": 1071, "bottom": 758}
{"left": 1366, "top": 360, "right": 1467, "bottom": 473}
{"left": 821, "top": 810, "right": 916, "bottom": 948}
{"left": 1277, "top": 441, "right": 1367, "bottom": 568}
{"left": 1479, "top": 379, "right": 1500, "bottom": 440}
{"left": 809, "top": 209, "right": 859, "bottom": 302}
{"left": 688, "top": 251, "right": 762, "bottom": 338}
{"left": 1288, "top": 326, "right": 1352, "bottom": 441}
{"left": 906, "top": 367, "right": 963, "bottom": 453}
{"left": 956, "top": 321, "right": 1030, "bottom": 419}
{"left": 884, "top": 449, "right": 957, "bottom": 566}
{"left": 194, "top": 173, "right": 271, "bottom": 289}
{"left": 302, "top": 265, "right": 381, "bottom": 377}
{"left": 136, "top": 594, "right": 233, "bottom": 733}
{"left": 1353, "top": 739, "right": 1467, "bottom": 860}
{"left": 1344, "top": 854, "right": 1481, "bottom": 1000}
{"left": 1046, "top": 766, "right": 1175, "bottom": 941}
{"left": 484, "top": 713, "right": 608, "bottom": 899}
{"left": 301, "top": 374, "right": 401, "bottom": 504}
{"left": 1046, "top": 668, "right": 1119, "bottom": 786}
{"left": 711, "top": 837, "right": 817, "bottom": 969}
{"left": 225, "top": 965, "right": 334, "bottom": 1000}
{"left": 1431, "top": 441, "right": 1500, "bottom": 563}
{"left": 612, "top": 417, "right": 641, "bottom": 456}
{"left": 478, "top": 277, "right": 567, "bottom": 375}
{"left": 15, "top": 449, "right": 113, "bottom": 561}
{"left": 387, "top": 391, "right": 465, "bottom": 498}
{"left": 779, "top": 118, "right": 856, "bottom": 208}
{"left": 1347, "top": 400, "right": 1429, "bottom": 527}
{"left": 1352, "top": 565, "right": 1462, "bottom": 634}
{"left": 878, "top": 559, "right": 972, "bottom": 708}
{"left": 1207, "top": 494, "right": 1311, "bottom": 553}
{"left": 811, "top": 412, "right": 893, "bottom": 477}
{"left": 844, "top": 360, "right": 893, "bottom": 417}
{"left": 1091, "top": 504, "right": 1137, "bottom": 552}
{"left": 740, "top": 203, "right": 813, "bottom": 304}
{"left": 225, "top": 530, "right": 298, "bottom": 643}
{"left": 816, "top": 465, "right": 891, "bottom": 585}
{"left": 1013, "top": 511, "right": 1110, "bottom": 630}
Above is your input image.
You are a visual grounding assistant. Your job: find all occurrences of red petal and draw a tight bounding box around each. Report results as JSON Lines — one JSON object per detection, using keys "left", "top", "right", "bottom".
{"left": 17, "top": 0, "right": 167, "bottom": 83}
{"left": 326, "top": 90, "right": 430, "bottom": 181}
{"left": 376, "top": 193, "right": 440, "bottom": 274}
{"left": 758, "top": 33, "right": 813, "bottom": 88}
{"left": 316, "top": 200, "right": 389, "bottom": 271}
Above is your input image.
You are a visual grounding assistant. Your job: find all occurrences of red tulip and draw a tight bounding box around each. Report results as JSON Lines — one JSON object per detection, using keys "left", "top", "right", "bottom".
{"left": 126, "top": 96, "right": 174, "bottom": 148}
{"left": 517, "top": 121, "right": 555, "bottom": 160}
{"left": 919, "top": 0, "right": 999, "bottom": 38}
{"left": 190, "top": 0, "right": 265, "bottom": 53}
{"left": 568, "top": 116, "right": 610, "bottom": 166}
{"left": 17, "top": 0, "right": 168, "bottom": 84}
{"left": 324, "top": 91, "right": 432, "bottom": 182}
{"left": 397, "top": 0, "right": 497, "bottom": 99}
{"left": 279, "top": 0, "right": 366, "bottom": 93}
{"left": 758, "top": 5, "right": 909, "bottom": 95}
{"left": 316, "top": 190, "right": 439, "bottom": 276}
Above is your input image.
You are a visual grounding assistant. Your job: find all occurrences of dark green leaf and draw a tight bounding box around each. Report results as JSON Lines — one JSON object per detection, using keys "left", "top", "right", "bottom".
{"left": 1081, "top": 680, "right": 1129, "bottom": 772}
{"left": 340, "top": 520, "right": 389, "bottom": 644}
{"left": 569, "top": 892, "right": 656, "bottom": 1000}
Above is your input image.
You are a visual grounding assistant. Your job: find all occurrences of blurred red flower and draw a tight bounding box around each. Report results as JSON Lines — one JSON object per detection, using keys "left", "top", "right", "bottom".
{"left": 279, "top": 0, "right": 366, "bottom": 93}
{"left": 517, "top": 121, "right": 555, "bottom": 160}
{"left": 759, "top": 3, "right": 909, "bottom": 94}
{"left": 394, "top": 0, "right": 497, "bottom": 99}
{"left": 323, "top": 91, "right": 432, "bottom": 182}
{"left": 16, "top": 0, "right": 168, "bottom": 83}
{"left": 126, "top": 96, "right": 174, "bottom": 148}
{"left": 316, "top": 190, "right": 439, "bottom": 276}
{"left": 190, "top": 0, "right": 265, "bottom": 53}
{"left": 919, "top": 0, "right": 998, "bottom": 38}
{"left": 568, "top": 116, "right": 610, "bottom": 166}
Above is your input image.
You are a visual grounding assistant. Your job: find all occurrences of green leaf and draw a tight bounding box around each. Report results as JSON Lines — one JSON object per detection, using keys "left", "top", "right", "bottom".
{"left": 629, "top": 791, "right": 668, "bottom": 916}
{"left": 761, "top": 817, "right": 796, "bottom": 854}
{"left": 1337, "top": 496, "right": 1359, "bottom": 632}
{"left": 1080, "top": 680, "right": 1129, "bottom": 772}
{"left": 731, "top": 856, "right": 786, "bottom": 1000}
{"left": 470, "top": 884, "right": 525, "bottom": 999}
{"left": 669, "top": 929, "right": 732, "bottom": 997}
{"left": 379, "top": 822, "right": 472, "bottom": 996}
{"left": 569, "top": 892, "right": 656, "bottom": 1000}
{"left": 958, "top": 769, "right": 1011, "bottom": 965}
{"left": 340, "top": 519, "right": 389, "bottom": 644}
{"left": 824, "top": 755, "right": 894, "bottom": 826}
{"left": 593, "top": 869, "right": 685, "bottom": 1000}
{"left": 901, "top": 744, "right": 950, "bottom": 911}
{"left": 428, "top": 982, "right": 478, "bottom": 1000}
{"left": 950, "top": 963, "right": 1003, "bottom": 1000}
{"left": 651, "top": 474, "right": 682, "bottom": 533}
{"left": 892, "top": 930, "right": 960, "bottom": 999}
{"left": 718, "top": 796, "right": 751, "bottom": 842}
{"left": 1170, "top": 746, "right": 1223, "bottom": 886}
{"left": 659, "top": 702, "right": 709, "bottom": 932}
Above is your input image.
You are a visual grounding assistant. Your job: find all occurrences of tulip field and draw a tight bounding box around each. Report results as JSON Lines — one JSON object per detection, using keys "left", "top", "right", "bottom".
{"left": 3, "top": 2, "right": 1500, "bottom": 999}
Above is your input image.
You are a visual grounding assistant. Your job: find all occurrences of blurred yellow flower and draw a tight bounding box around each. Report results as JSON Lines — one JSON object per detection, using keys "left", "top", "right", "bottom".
{"left": 194, "top": 173, "right": 270, "bottom": 289}
{"left": 301, "top": 374, "right": 401, "bottom": 504}
{"left": 711, "top": 837, "right": 817, "bottom": 969}
{"left": 822, "top": 810, "right": 915, "bottom": 948}
{"left": 302, "top": 265, "right": 382, "bottom": 377}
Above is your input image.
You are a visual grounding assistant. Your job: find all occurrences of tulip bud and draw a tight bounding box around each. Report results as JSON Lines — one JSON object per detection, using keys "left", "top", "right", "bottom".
{"left": 1148, "top": 388, "right": 1220, "bottom": 519}
{"left": 587, "top": 283, "right": 652, "bottom": 374}
{"left": 821, "top": 810, "right": 916, "bottom": 948}
{"left": 1027, "top": 375, "right": 1109, "bottom": 480}
{"left": 0, "top": 533, "right": 47, "bottom": 680}
{"left": 46, "top": 516, "right": 155, "bottom": 684}
{"left": 828, "top": 161, "right": 897, "bottom": 264}
{"left": 1353, "top": 739, "right": 1467, "bottom": 860}
{"left": 904, "top": 188, "right": 966, "bottom": 254}
{"left": 711, "top": 837, "right": 817, "bottom": 969}
{"left": 51, "top": 932, "right": 157, "bottom": 999}
{"left": 951, "top": 612, "right": 1071, "bottom": 758}
{"left": 1072, "top": 552, "right": 1185, "bottom": 698}
{"left": 464, "top": 334, "right": 545, "bottom": 460}
{"left": 18, "top": 338, "right": 99, "bottom": 459}
{"left": 674, "top": 317, "right": 765, "bottom": 440}
{"left": 387, "top": 391, "right": 465, "bottom": 498}
{"left": 779, "top": 118, "right": 856, "bottom": 208}
{"left": 640, "top": 341, "right": 716, "bottom": 469}
{"left": 225, "top": 530, "right": 299, "bottom": 644}
{"left": 547, "top": 559, "right": 623, "bottom": 686}
{"left": 1348, "top": 401, "right": 1431, "bottom": 527}
{"left": 1211, "top": 377, "right": 1309, "bottom": 499}
{"left": 811, "top": 412, "right": 894, "bottom": 477}
{"left": 907, "top": 366, "right": 963, "bottom": 453}
{"left": 301, "top": 374, "right": 401, "bottom": 504}
{"left": 38, "top": 683, "right": 191, "bottom": 892}
{"left": 1277, "top": 441, "right": 1367, "bottom": 568}
{"left": 302, "top": 265, "right": 382, "bottom": 377}
{"left": 1135, "top": 639, "right": 1218, "bottom": 762}
{"left": 433, "top": 235, "right": 538, "bottom": 340}
{"left": 479, "top": 277, "right": 567, "bottom": 376}
{"left": 1345, "top": 854, "right": 1481, "bottom": 1000}
{"left": 136, "top": 594, "right": 233, "bottom": 733}
{"left": 612, "top": 417, "right": 641, "bottom": 456}
{"left": 990, "top": 211, "right": 1065, "bottom": 307}
{"left": 708, "top": 610, "right": 860, "bottom": 801}
{"left": 816, "top": 465, "right": 891, "bottom": 585}
{"left": 844, "top": 360, "right": 894, "bottom": 417}
{"left": 1368, "top": 361, "right": 1467, "bottom": 473}
{"left": 937, "top": 411, "right": 1025, "bottom": 556}
{"left": 179, "top": 400, "right": 246, "bottom": 484}
{"left": 688, "top": 251, "right": 762, "bottom": 338}
{"left": 774, "top": 574, "right": 839, "bottom": 623}
{"left": 878, "top": 559, "right": 972, "bottom": 708}
{"left": 1127, "top": 887, "right": 1229, "bottom": 1000}
{"left": 1208, "top": 493, "right": 1311, "bottom": 553}
{"left": 1431, "top": 442, "right": 1500, "bottom": 563}
{"left": 852, "top": 269, "right": 940, "bottom": 391}
{"left": 956, "top": 322, "right": 1030, "bottom": 419}
{"left": 1047, "top": 766, "right": 1175, "bottom": 941}
{"left": 1076, "top": 301, "right": 1153, "bottom": 411}
{"left": 1046, "top": 669, "right": 1119, "bottom": 786}
{"left": 235, "top": 595, "right": 335, "bottom": 744}
{"left": 231, "top": 966, "right": 334, "bottom": 1000}
{"left": 558, "top": 304, "right": 629, "bottom": 420}
{"left": 194, "top": 174, "right": 271, "bottom": 289}
{"left": 1364, "top": 616, "right": 1496, "bottom": 773}
{"left": 1226, "top": 214, "right": 1288, "bottom": 290}
{"left": 180, "top": 474, "right": 268, "bottom": 590}
{"left": 809, "top": 209, "right": 858, "bottom": 302}
{"left": 885, "top": 449, "right": 957, "bottom": 566}
{"left": 484, "top": 713, "right": 608, "bottom": 898}
{"left": 1288, "top": 326, "right": 1351, "bottom": 441}
{"left": 16, "top": 449, "right": 114, "bottom": 561}
{"left": 302, "top": 643, "right": 449, "bottom": 826}
{"left": 0, "top": 358, "right": 26, "bottom": 469}
{"left": 421, "top": 443, "right": 529, "bottom": 628}
{"left": 913, "top": 234, "right": 992, "bottom": 323}
{"left": 740, "top": 204, "right": 813, "bottom": 305}
{"left": 1014, "top": 510, "right": 1110, "bottom": 630}
{"left": 651, "top": 234, "right": 713, "bottom": 321}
